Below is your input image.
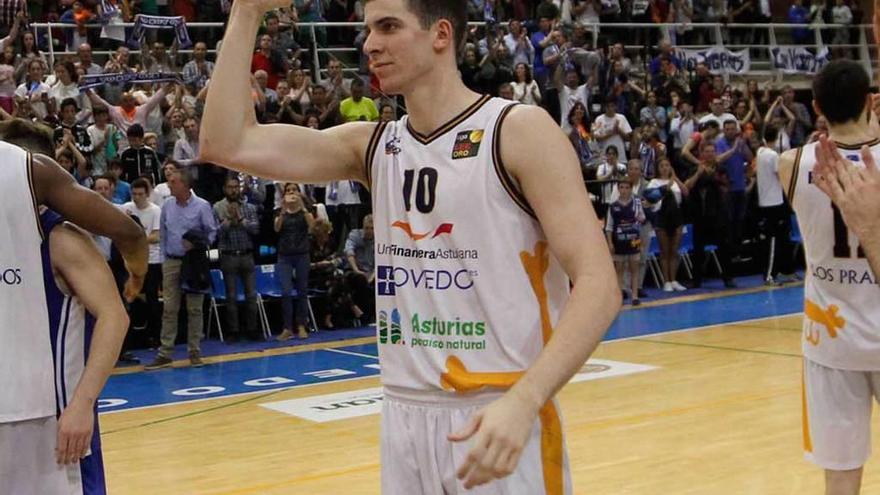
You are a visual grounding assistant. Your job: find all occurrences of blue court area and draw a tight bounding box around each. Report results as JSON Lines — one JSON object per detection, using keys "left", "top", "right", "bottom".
{"left": 100, "top": 283, "right": 805, "bottom": 414}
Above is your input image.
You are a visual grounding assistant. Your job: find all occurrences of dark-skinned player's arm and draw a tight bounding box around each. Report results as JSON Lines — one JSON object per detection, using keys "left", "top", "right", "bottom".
{"left": 50, "top": 223, "right": 128, "bottom": 465}
{"left": 31, "top": 154, "right": 148, "bottom": 301}
{"left": 200, "top": 0, "right": 374, "bottom": 184}
{"left": 449, "top": 105, "right": 621, "bottom": 489}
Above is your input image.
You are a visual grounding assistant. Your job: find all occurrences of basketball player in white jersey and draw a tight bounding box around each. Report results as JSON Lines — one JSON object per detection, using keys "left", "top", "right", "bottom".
{"left": 202, "top": 1, "right": 620, "bottom": 492}
{"left": 0, "top": 120, "right": 146, "bottom": 493}
{"left": 777, "top": 60, "right": 880, "bottom": 495}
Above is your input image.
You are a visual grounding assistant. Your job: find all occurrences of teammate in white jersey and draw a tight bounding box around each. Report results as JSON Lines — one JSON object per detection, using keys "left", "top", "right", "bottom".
{"left": 777, "top": 60, "right": 880, "bottom": 495}
{"left": 0, "top": 120, "right": 146, "bottom": 492}
{"left": 202, "top": 0, "right": 620, "bottom": 492}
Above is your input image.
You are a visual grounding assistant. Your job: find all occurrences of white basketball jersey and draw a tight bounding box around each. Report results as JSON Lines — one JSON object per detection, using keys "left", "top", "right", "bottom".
{"left": 789, "top": 139, "right": 880, "bottom": 371}
{"left": 0, "top": 141, "right": 55, "bottom": 422}
{"left": 369, "top": 96, "right": 570, "bottom": 393}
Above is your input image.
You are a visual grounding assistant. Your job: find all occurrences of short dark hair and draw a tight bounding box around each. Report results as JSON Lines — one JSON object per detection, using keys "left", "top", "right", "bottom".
{"left": 97, "top": 173, "right": 117, "bottom": 186}
{"left": 131, "top": 178, "right": 150, "bottom": 192}
{"left": 813, "top": 60, "right": 870, "bottom": 125}
{"left": 0, "top": 119, "right": 55, "bottom": 156}
{"left": 606, "top": 145, "right": 619, "bottom": 156}
{"left": 127, "top": 123, "right": 145, "bottom": 138}
{"left": 763, "top": 124, "right": 779, "bottom": 143}
{"left": 366, "top": 0, "right": 468, "bottom": 56}
{"left": 722, "top": 119, "right": 738, "bottom": 129}
{"left": 700, "top": 120, "right": 720, "bottom": 132}
{"left": 60, "top": 97, "right": 78, "bottom": 112}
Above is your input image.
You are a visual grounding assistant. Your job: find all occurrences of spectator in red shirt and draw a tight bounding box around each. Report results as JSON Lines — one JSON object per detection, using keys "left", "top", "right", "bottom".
{"left": 251, "top": 34, "right": 288, "bottom": 90}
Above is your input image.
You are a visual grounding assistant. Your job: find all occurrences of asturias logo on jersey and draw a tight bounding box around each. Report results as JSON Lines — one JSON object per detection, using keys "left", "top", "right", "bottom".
{"left": 452, "top": 129, "right": 484, "bottom": 160}
{"left": 377, "top": 265, "right": 478, "bottom": 296}
{"left": 0, "top": 267, "right": 23, "bottom": 285}
{"left": 378, "top": 307, "right": 488, "bottom": 350}
{"left": 378, "top": 309, "right": 404, "bottom": 345}
{"left": 392, "top": 221, "right": 454, "bottom": 241}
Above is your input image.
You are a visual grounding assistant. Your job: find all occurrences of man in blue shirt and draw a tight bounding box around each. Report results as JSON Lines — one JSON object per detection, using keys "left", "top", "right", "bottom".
{"left": 530, "top": 15, "right": 554, "bottom": 93}
{"left": 146, "top": 167, "right": 218, "bottom": 369}
{"left": 715, "top": 119, "right": 753, "bottom": 255}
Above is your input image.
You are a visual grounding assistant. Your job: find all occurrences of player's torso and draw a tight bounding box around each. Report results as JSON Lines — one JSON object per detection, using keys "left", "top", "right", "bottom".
{"left": 791, "top": 139, "right": 880, "bottom": 370}
{"left": 368, "top": 96, "right": 570, "bottom": 393}
{"left": 0, "top": 142, "right": 56, "bottom": 422}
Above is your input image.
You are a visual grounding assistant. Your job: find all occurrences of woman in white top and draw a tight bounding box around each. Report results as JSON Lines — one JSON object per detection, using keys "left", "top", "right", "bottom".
{"left": 511, "top": 63, "right": 541, "bottom": 106}
{"left": 49, "top": 60, "right": 91, "bottom": 123}
{"left": 287, "top": 68, "right": 312, "bottom": 109}
{"left": 645, "top": 157, "right": 688, "bottom": 292}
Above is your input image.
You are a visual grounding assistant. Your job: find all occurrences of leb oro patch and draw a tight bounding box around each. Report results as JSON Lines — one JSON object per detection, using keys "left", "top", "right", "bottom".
{"left": 452, "top": 129, "right": 484, "bottom": 160}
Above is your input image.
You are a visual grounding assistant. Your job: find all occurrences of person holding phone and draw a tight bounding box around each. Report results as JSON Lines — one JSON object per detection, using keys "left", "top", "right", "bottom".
{"left": 275, "top": 183, "right": 315, "bottom": 341}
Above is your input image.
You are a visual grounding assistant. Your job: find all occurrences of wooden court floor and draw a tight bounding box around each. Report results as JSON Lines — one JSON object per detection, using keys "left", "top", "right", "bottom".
{"left": 100, "top": 314, "right": 880, "bottom": 494}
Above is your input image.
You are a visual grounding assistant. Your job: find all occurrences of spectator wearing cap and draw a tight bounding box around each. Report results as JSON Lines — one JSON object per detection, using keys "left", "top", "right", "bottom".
{"left": 120, "top": 123, "right": 162, "bottom": 185}
{"left": 340, "top": 78, "right": 378, "bottom": 123}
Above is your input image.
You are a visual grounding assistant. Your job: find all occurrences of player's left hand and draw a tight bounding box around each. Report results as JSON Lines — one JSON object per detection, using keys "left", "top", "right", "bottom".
{"left": 449, "top": 388, "right": 541, "bottom": 489}
{"left": 56, "top": 399, "right": 95, "bottom": 465}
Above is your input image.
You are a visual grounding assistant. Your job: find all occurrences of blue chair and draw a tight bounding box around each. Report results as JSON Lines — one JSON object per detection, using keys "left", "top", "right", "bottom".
{"left": 207, "top": 269, "right": 270, "bottom": 341}
{"left": 255, "top": 264, "right": 318, "bottom": 334}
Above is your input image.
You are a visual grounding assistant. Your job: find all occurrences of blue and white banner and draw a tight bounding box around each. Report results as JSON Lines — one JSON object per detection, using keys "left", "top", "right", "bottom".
{"left": 770, "top": 46, "right": 830, "bottom": 74}
{"left": 78, "top": 71, "right": 183, "bottom": 90}
{"left": 127, "top": 14, "right": 192, "bottom": 49}
{"left": 675, "top": 47, "right": 751, "bottom": 75}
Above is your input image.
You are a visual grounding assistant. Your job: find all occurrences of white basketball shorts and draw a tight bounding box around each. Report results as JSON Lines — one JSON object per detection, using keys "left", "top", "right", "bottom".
{"left": 380, "top": 388, "right": 572, "bottom": 495}
{"left": 0, "top": 414, "right": 106, "bottom": 494}
{"left": 803, "top": 357, "right": 880, "bottom": 471}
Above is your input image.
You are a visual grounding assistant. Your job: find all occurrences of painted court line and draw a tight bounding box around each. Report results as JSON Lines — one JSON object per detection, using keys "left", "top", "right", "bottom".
{"left": 605, "top": 311, "right": 803, "bottom": 344}
{"left": 323, "top": 348, "right": 380, "bottom": 359}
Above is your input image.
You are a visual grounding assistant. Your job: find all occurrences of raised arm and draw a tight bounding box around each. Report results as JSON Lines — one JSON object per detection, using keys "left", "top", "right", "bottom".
{"left": 50, "top": 223, "right": 129, "bottom": 465}
{"left": 201, "top": 1, "right": 373, "bottom": 184}
{"left": 32, "top": 154, "right": 148, "bottom": 301}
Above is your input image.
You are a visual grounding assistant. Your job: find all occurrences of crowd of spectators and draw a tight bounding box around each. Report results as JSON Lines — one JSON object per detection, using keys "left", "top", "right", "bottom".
{"left": 0, "top": 0, "right": 849, "bottom": 358}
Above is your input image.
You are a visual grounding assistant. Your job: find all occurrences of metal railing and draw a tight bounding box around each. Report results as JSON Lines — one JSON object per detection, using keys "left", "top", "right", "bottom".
{"left": 27, "top": 20, "right": 878, "bottom": 85}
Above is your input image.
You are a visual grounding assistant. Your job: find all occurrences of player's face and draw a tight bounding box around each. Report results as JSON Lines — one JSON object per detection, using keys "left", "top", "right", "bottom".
{"left": 364, "top": 0, "right": 442, "bottom": 95}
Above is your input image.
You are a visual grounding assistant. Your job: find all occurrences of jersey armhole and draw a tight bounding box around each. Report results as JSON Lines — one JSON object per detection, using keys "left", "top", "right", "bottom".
{"left": 492, "top": 104, "right": 537, "bottom": 220}
{"left": 363, "top": 121, "right": 388, "bottom": 192}
{"left": 786, "top": 146, "right": 803, "bottom": 208}
{"left": 26, "top": 151, "right": 45, "bottom": 241}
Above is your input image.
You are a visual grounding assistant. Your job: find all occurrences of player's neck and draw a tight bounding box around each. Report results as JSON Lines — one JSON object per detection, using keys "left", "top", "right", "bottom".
{"left": 402, "top": 76, "right": 481, "bottom": 137}
{"left": 828, "top": 118, "right": 878, "bottom": 147}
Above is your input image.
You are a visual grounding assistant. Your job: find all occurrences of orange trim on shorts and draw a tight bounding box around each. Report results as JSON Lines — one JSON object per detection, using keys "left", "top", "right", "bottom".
{"left": 540, "top": 401, "right": 564, "bottom": 495}
{"left": 802, "top": 361, "right": 813, "bottom": 453}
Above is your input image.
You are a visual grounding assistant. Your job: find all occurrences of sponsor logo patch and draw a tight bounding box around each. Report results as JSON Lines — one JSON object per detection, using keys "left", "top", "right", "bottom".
{"left": 452, "top": 129, "right": 484, "bottom": 160}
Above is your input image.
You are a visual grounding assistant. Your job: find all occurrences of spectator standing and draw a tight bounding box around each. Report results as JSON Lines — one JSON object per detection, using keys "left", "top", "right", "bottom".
{"left": 251, "top": 34, "right": 288, "bottom": 90}
{"left": 714, "top": 119, "right": 753, "bottom": 251}
{"left": 789, "top": 0, "right": 811, "bottom": 44}
{"left": 87, "top": 106, "right": 121, "bottom": 177}
{"left": 14, "top": 59, "right": 50, "bottom": 121}
{"left": 275, "top": 183, "right": 315, "bottom": 341}
{"left": 121, "top": 178, "right": 163, "bottom": 343}
{"left": 146, "top": 168, "right": 218, "bottom": 369}
{"left": 669, "top": 99, "right": 696, "bottom": 170}
{"left": 639, "top": 90, "right": 668, "bottom": 143}
{"left": 770, "top": 85, "right": 812, "bottom": 147}
{"left": 593, "top": 98, "right": 633, "bottom": 159}
{"left": 76, "top": 43, "right": 103, "bottom": 76}
{"left": 556, "top": 68, "right": 590, "bottom": 134}
{"left": 322, "top": 58, "right": 352, "bottom": 100}
{"left": 214, "top": 175, "right": 261, "bottom": 342}
{"left": 503, "top": 20, "right": 535, "bottom": 67}
{"left": 48, "top": 60, "right": 90, "bottom": 122}
{"left": 699, "top": 97, "right": 738, "bottom": 130}
{"left": 530, "top": 15, "right": 555, "bottom": 94}
{"left": 172, "top": 116, "right": 201, "bottom": 167}
{"left": 182, "top": 42, "right": 214, "bottom": 92}
{"left": 755, "top": 125, "right": 798, "bottom": 285}
{"left": 645, "top": 157, "right": 688, "bottom": 291}
{"left": 339, "top": 78, "right": 378, "bottom": 122}
{"left": 683, "top": 140, "right": 736, "bottom": 288}
{"left": 120, "top": 124, "right": 162, "bottom": 185}
{"left": 87, "top": 85, "right": 169, "bottom": 151}
{"left": 596, "top": 145, "right": 628, "bottom": 219}
{"left": 512, "top": 63, "right": 542, "bottom": 106}
{"left": 568, "top": 102, "right": 596, "bottom": 173}
{"left": 831, "top": 0, "right": 852, "bottom": 56}
{"left": 53, "top": 98, "right": 93, "bottom": 156}
{"left": 108, "top": 161, "right": 132, "bottom": 205}
{"left": 605, "top": 180, "right": 646, "bottom": 306}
